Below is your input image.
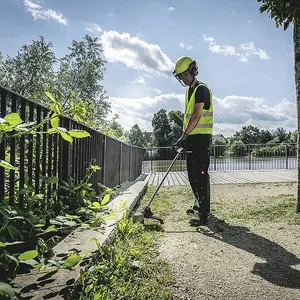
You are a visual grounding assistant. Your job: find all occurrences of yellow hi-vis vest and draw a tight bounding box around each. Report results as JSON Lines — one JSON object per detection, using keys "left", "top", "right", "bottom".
{"left": 184, "top": 82, "right": 213, "bottom": 135}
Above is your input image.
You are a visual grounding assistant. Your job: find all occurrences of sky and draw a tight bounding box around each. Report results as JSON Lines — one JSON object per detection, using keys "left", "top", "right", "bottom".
{"left": 0, "top": 0, "right": 296, "bottom": 137}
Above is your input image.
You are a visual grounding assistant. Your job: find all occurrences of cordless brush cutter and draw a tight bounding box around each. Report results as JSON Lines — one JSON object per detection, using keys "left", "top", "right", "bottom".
{"left": 133, "top": 147, "right": 184, "bottom": 224}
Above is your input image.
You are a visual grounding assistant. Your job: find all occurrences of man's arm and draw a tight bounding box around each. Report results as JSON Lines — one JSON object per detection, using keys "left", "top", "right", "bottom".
{"left": 183, "top": 103, "right": 204, "bottom": 134}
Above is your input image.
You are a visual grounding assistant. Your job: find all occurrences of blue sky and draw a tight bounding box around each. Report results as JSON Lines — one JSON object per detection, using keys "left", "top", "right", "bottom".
{"left": 0, "top": 0, "right": 296, "bottom": 136}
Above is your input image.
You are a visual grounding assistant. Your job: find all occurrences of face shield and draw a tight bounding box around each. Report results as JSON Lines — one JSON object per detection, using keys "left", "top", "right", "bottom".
{"left": 173, "top": 69, "right": 194, "bottom": 87}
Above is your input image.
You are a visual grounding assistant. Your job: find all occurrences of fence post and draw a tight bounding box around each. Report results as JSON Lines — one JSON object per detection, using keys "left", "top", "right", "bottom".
{"left": 285, "top": 143, "right": 288, "bottom": 169}
{"left": 213, "top": 145, "right": 217, "bottom": 171}
{"left": 59, "top": 117, "right": 72, "bottom": 183}
{"left": 102, "top": 135, "right": 106, "bottom": 186}
{"left": 248, "top": 145, "right": 251, "bottom": 170}
{"left": 119, "top": 142, "right": 122, "bottom": 185}
{"left": 129, "top": 146, "right": 132, "bottom": 181}
{"left": 150, "top": 149, "right": 153, "bottom": 173}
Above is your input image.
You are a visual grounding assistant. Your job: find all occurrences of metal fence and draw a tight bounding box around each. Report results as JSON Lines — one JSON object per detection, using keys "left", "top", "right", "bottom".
{"left": 0, "top": 85, "right": 145, "bottom": 209}
{"left": 142, "top": 143, "right": 297, "bottom": 173}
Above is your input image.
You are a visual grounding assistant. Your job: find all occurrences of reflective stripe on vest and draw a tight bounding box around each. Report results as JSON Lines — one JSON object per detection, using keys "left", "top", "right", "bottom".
{"left": 184, "top": 82, "right": 213, "bottom": 135}
{"left": 185, "top": 112, "right": 213, "bottom": 118}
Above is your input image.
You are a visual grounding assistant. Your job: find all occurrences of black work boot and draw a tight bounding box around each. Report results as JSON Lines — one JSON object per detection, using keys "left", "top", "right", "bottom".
{"left": 189, "top": 207, "right": 209, "bottom": 226}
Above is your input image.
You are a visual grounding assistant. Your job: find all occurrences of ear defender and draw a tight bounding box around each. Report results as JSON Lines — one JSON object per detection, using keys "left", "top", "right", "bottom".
{"left": 188, "top": 60, "right": 198, "bottom": 76}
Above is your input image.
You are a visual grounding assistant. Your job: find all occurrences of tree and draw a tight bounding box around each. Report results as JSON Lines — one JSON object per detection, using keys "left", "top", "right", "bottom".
{"left": 0, "top": 35, "right": 110, "bottom": 122}
{"left": 232, "top": 125, "right": 262, "bottom": 144}
{"left": 55, "top": 34, "right": 110, "bottom": 120}
{"left": 152, "top": 109, "right": 172, "bottom": 147}
{"left": 109, "top": 120, "right": 124, "bottom": 139}
{"left": 127, "top": 124, "right": 147, "bottom": 147}
{"left": 0, "top": 36, "right": 56, "bottom": 101}
{"left": 256, "top": 0, "right": 300, "bottom": 211}
{"left": 168, "top": 110, "right": 184, "bottom": 128}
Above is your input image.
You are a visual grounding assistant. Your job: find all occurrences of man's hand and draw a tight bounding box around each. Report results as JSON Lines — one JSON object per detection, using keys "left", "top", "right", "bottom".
{"left": 172, "top": 133, "right": 189, "bottom": 151}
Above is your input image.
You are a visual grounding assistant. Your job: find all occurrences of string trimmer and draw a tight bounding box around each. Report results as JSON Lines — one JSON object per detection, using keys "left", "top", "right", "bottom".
{"left": 133, "top": 148, "right": 184, "bottom": 224}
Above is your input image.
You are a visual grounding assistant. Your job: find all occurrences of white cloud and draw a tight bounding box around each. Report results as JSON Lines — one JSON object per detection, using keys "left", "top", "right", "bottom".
{"left": 180, "top": 42, "right": 194, "bottom": 51}
{"left": 99, "top": 30, "right": 174, "bottom": 77}
{"left": 108, "top": 93, "right": 296, "bottom": 136}
{"left": 153, "top": 89, "right": 162, "bottom": 94}
{"left": 203, "top": 35, "right": 270, "bottom": 62}
{"left": 131, "top": 76, "right": 146, "bottom": 84}
{"left": 23, "top": 0, "right": 67, "bottom": 25}
{"left": 86, "top": 23, "right": 102, "bottom": 34}
{"left": 168, "top": 6, "right": 175, "bottom": 11}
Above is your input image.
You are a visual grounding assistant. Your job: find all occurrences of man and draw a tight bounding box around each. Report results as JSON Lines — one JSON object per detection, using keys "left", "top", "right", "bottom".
{"left": 172, "top": 56, "right": 213, "bottom": 225}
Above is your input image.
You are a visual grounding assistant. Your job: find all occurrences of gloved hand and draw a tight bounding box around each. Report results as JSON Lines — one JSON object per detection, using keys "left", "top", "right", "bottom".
{"left": 172, "top": 133, "right": 188, "bottom": 151}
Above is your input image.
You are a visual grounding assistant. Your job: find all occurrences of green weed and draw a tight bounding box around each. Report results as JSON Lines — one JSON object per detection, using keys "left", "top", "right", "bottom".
{"left": 75, "top": 217, "right": 176, "bottom": 300}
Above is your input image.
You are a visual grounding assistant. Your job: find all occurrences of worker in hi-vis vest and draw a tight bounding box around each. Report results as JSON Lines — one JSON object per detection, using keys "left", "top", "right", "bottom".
{"left": 172, "top": 56, "right": 213, "bottom": 225}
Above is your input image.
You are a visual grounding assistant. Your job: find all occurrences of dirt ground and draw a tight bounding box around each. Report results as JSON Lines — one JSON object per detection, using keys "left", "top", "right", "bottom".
{"left": 146, "top": 182, "right": 300, "bottom": 300}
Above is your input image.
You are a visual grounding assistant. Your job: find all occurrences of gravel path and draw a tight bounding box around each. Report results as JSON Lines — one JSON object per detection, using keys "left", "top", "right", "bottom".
{"left": 148, "top": 182, "right": 300, "bottom": 300}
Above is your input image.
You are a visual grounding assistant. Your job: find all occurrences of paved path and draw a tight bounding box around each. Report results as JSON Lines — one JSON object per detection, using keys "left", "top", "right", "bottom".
{"left": 147, "top": 169, "right": 297, "bottom": 186}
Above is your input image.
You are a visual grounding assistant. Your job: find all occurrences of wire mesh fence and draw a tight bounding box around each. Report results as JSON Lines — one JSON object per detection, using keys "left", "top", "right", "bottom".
{"left": 142, "top": 143, "right": 297, "bottom": 173}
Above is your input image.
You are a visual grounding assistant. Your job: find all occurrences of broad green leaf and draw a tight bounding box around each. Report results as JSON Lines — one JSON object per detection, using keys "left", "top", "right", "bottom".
{"left": 94, "top": 292, "right": 102, "bottom": 300}
{"left": 66, "top": 214, "right": 80, "bottom": 220}
{"left": 18, "top": 250, "right": 38, "bottom": 261}
{"left": 34, "top": 224, "right": 45, "bottom": 228}
{"left": 102, "top": 194, "right": 111, "bottom": 205}
{"left": 0, "top": 160, "right": 18, "bottom": 171}
{"left": 93, "top": 202, "right": 101, "bottom": 209}
{"left": 0, "top": 241, "right": 6, "bottom": 247}
{"left": 91, "top": 165, "right": 101, "bottom": 172}
{"left": 47, "top": 128, "right": 58, "bottom": 134}
{"left": 33, "top": 194, "right": 44, "bottom": 200}
{"left": 50, "top": 113, "right": 59, "bottom": 128}
{"left": 45, "top": 225, "right": 57, "bottom": 233}
{"left": 20, "top": 259, "right": 39, "bottom": 266}
{"left": 80, "top": 189, "right": 87, "bottom": 198}
{"left": 106, "top": 188, "right": 113, "bottom": 194}
{"left": 0, "top": 282, "right": 15, "bottom": 297}
{"left": 45, "top": 92, "right": 57, "bottom": 103}
{"left": 69, "top": 130, "right": 91, "bottom": 138}
{"left": 4, "top": 113, "right": 22, "bottom": 127}
{"left": 59, "top": 131, "right": 73, "bottom": 143}
{"left": 63, "top": 254, "right": 81, "bottom": 268}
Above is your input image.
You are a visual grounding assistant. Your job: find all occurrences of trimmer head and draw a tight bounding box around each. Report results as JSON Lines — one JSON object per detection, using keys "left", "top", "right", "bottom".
{"left": 133, "top": 206, "right": 164, "bottom": 224}
{"left": 132, "top": 148, "right": 184, "bottom": 225}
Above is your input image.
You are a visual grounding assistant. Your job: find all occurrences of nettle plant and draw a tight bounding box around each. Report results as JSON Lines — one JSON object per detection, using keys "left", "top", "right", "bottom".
{"left": 0, "top": 91, "right": 113, "bottom": 299}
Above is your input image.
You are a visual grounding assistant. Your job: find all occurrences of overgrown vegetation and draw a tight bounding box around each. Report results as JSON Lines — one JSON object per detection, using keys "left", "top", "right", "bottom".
{"left": 73, "top": 218, "right": 175, "bottom": 300}
{"left": 0, "top": 91, "right": 114, "bottom": 298}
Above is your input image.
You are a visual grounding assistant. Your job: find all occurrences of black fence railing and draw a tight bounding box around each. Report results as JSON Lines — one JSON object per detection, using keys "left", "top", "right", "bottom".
{"left": 142, "top": 143, "right": 297, "bottom": 173}
{"left": 0, "top": 85, "right": 145, "bottom": 209}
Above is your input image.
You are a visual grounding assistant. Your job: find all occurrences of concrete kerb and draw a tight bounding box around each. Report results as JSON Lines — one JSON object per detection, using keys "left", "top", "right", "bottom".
{"left": 12, "top": 175, "right": 150, "bottom": 300}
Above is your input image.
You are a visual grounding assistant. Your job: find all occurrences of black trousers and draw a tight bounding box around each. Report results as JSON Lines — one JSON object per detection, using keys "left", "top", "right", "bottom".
{"left": 185, "top": 134, "right": 212, "bottom": 215}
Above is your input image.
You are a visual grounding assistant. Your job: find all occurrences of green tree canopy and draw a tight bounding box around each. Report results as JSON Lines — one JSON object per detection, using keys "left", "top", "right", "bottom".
{"left": 152, "top": 109, "right": 172, "bottom": 147}
{"left": 127, "top": 124, "right": 147, "bottom": 147}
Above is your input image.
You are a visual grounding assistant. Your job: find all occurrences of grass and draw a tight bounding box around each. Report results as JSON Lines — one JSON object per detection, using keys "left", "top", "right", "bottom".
{"left": 73, "top": 217, "right": 176, "bottom": 300}
{"left": 72, "top": 182, "right": 300, "bottom": 300}
{"left": 224, "top": 196, "right": 300, "bottom": 224}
